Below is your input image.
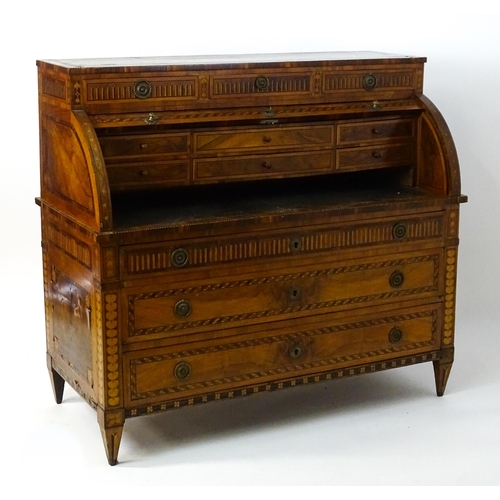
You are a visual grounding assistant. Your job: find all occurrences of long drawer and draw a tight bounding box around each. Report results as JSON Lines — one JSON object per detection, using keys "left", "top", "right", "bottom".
{"left": 120, "top": 212, "right": 445, "bottom": 280}
{"left": 123, "top": 249, "right": 442, "bottom": 343}
{"left": 123, "top": 303, "right": 441, "bottom": 406}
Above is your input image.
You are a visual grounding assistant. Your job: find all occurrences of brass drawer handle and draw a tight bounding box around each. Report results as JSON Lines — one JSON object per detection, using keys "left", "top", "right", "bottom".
{"left": 171, "top": 248, "right": 189, "bottom": 268}
{"left": 174, "top": 362, "right": 191, "bottom": 380}
{"left": 262, "top": 161, "right": 273, "bottom": 169}
{"left": 389, "top": 271, "right": 404, "bottom": 288}
{"left": 371, "top": 128, "right": 381, "bottom": 135}
{"left": 289, "top": 345, "right": 303, "bottom": 359}
{"left": 262, "top": 136, "right": 272, "bottom": 143}
{"left": 372, "top": 151, "right": 382, "bottom": 159}
{"left": 174, "top": 299, "right": 191, "bottom": 318}
{"left": 392, "top": 223, "right": 407, "bottom": 240}
{"left": 133, "top": 80, "right": 152, "bottom": 99}
{"left": 362, "top": 73, "right": 378, "bottom": 91}
{"left": 140, "top": 170, "right": 149, "bottom": 177}
{"left": 389, "top": 327, "right": 403, "bottom": 344}
{"left": 255, "top": 75, "right": 270, "bottom": 91}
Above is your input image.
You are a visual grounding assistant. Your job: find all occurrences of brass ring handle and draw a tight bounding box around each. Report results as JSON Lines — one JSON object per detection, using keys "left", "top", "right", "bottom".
{"left": 174, "top": 362, "right": 191, "bottom": 380}
{"left": 255, "top": 75, "right": 270, "bottom": 90}
{"left": 388, "top": 327, "right": 403, "bottom": 344}
{"left": 389, "top": 271, "right": 404, "bottom": 288}
{"left": 362, "top": 73, "right": 378, "bottom": 91}
{"left": 174, "top": 299, "right": 191, "bottom": 318}
{"left": 392, "top": 223, "right": 407, "bottom": 240}
{"left": 134, "top": 80, "right": 152, "bottom": 99}
{"left": 171, "top": 248, "right": 189, "bottom": 268}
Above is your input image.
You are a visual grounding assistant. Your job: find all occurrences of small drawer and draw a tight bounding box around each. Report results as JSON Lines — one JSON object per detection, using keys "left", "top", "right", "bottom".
{"left": 107, "top": 161, "right": 189, "bottom": 189}
{"left": 336, "top": 143, "right": 413, "bottom": 171}
{"left": 125, "top": 250, "right": 441, "bottom": 342}
{"left": 194, "top": 151, "right": 333, "bottom": 182}
{"left": 211, "top": 71, "right": 313, "bottom": 99}
{"left": 99, "top": 133, "right": 189, "bottom": 159}
{"left": 337, "top": 118, "right": 415, "bottom": 146}
{"left": 194, "top": 125, "right": 333, "bottom": 154}
{"left": 124, "top": 303, "right": 440, "bottom": 405}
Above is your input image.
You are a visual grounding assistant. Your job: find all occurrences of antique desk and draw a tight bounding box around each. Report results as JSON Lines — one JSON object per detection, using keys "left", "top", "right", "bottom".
{"left": 36, "top": 52, "right": 466, "bottom": 465}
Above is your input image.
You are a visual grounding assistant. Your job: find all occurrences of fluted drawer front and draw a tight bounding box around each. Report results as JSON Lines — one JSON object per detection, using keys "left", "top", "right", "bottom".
{"left": 125, "top": 250, "right": 441, "bottom": 342}
{"left": 123, "top": 303, "right": 440, "bottom": 405}
{"left": 121, "top": 213, "right": 445, "bottom": 278}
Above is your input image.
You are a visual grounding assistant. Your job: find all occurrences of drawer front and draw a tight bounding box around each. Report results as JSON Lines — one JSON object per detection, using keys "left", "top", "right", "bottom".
{"left": 125, "top": 250, "right": 441, "bottom": 341}
{"left": 107, "top": 161, "right": 189, "bottom": 189}
{"left": 194, "top": 151, "right": 333, "bottom": 182}
{"left": 337, "top": 143, "right": 413, "bottom": 171}
{"left": 194, "top": 125, "right": 333, "bottom": 154}
{"left": 337, "top": 118, "right": 415, "bottom": 146}
{"left": 99, "top": 133, "right": 189, "bottom": 159}
{"left": 211, "top": 71, "right": 313, "bottom": 99}
{"left": 124, "top": 304, "right": 440, "bottom": 405}
{"left": 121, "top": 213, "right": 445, "bottom": 278}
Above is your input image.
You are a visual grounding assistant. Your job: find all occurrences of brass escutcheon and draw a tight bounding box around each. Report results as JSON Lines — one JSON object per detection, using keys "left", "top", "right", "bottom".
{"left": 174, "top": 362, "right": 191, "bottom": 380}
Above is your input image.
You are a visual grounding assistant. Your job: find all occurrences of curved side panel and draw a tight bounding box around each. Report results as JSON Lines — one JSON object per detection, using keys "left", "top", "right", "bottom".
{"left": 417, "top": 95, "right": 461, "bottom": 196}
{"left": 40, "top": 106, "right": 112, "bottom": 230}
{"left": 72, "top": 111, "right": 113, "bottom": 231}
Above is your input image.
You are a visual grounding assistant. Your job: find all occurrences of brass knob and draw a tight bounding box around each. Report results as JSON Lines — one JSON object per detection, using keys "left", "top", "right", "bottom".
{"left": 289, "top": 345, "right": 303, "bottom": 359}
{"left": 174, "top": 299, "right": 191, "bottom": 318}
{"left": 389, "top": 327, "right": 403, "bottom": 344}
{"left": 362, "top": 73, "right": 378, "bottom": 91}
{"left": 288, "top": 286, "right": 301, "bottom": 300}
{"left": 392, "top": 223, "right": 407, "bottom": 240}
{"left": 389, "top": 271, "right": 404, "bottom": 288}
{"left": 141, "top": 143, "right": 149, "bottom": 149}
{"left": 145, "top": 113, "right": 158, "bottom": 125}
{"left": 371, "top": 128, "right": 381, "bottom": 135}
{"left": 171, "top": 248, "right": 189, "bottom": 268}
{"left": 255, "top": 75, "right": 270, "bottom": 91}
{"left": 262, "top": 136, "right": 272, "bottom": 143}
{"left": 140, "top": 170, "right": 148, "bottom": 177}
{"left": 262, "top": 161, "right": 272, "bottom": 169}
{"left": 134, "top": 80, "right": 152, "bottom": 99}
{"left": 372, "top": 151, "right": 382, "bottom": 159}
{"left": 174, "top": 361, "right": 191, "bottom": 380}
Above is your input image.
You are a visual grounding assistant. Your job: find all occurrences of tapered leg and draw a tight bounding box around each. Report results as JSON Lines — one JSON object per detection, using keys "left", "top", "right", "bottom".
{"left": 433, "top": 360, "right": 453, "bottom": 396}
{"left": 97, "top": 408, "right": 125, "bottom": 466}
{"left": 433, "top": 348, "right": 454, "bottom": 397}
{"left": 49, "top": 367, "right": 65, "bottom": 404}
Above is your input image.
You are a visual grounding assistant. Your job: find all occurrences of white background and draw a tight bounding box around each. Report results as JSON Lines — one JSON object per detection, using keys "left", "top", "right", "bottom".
{"left": 1, "top": 0, "right": 499, "bottom": 491}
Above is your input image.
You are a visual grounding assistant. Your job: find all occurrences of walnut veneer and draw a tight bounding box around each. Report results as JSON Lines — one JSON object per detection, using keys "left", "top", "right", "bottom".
{"left": 36, "top": 51, "right": 467, "bottom": 465}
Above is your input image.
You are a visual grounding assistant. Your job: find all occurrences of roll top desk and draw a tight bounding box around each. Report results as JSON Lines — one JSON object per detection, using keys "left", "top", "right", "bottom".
{"left": 36, "top": 52, "right": 466, "bottom": 465}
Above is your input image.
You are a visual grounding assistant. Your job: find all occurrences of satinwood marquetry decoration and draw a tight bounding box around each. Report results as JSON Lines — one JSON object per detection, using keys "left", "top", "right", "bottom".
{"left": 36, "top": 51, "right": 466, "bottom": 465}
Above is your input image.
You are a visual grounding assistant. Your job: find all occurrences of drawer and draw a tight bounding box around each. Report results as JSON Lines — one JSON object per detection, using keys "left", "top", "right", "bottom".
{"left": 337, "top": 118, "right": 415, "bottom": 146}
{"left": 194, "top": 125, "right": 333, "bottom": 154}
{"left": 211, "top": 71, "right": 313, "bottom": 99}
{"left": 125, "top": 250, "right": 441, "bottom": 342}
{"left": 336, "top": 143, "right": 413, "bottom": 171}
{"left": 121, "top": 213, "right": 445, "bottom": 278}
{"left": 107, "top": 161, "right": 189, "bottom": 189}
{"left": 99, "top": 133, "right": 189, "bottom": 159}
{"left": 194, "top": 151, "right": 332, "bottom": 182}
{"left": 124, "top": 303, "right": 441, "bottom": 405}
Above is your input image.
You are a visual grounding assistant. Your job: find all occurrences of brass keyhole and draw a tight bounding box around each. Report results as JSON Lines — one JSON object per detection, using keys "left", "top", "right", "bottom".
{"left": 289, "top": 345, "right": 303, "bottom": 359}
